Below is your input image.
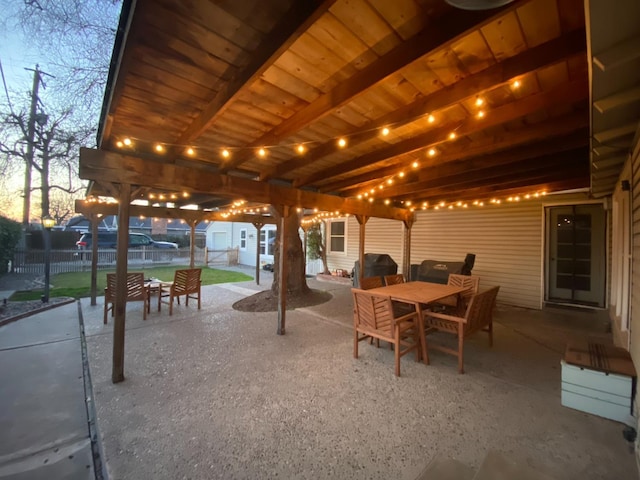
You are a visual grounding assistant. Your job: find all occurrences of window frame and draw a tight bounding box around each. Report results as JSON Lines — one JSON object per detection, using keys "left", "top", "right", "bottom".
{"left": 239, "top": 228, "right": 247, "bottom": 251}
{"left": 327, "top": 219, "right": 347, "bottom": 255}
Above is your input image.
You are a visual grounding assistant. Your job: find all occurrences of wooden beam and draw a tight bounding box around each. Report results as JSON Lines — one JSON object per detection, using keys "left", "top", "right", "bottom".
{"left": 89, "top": 214, "right": 99, "bottom": 306}
{"left": 355, "top": 215, "right": 368, "bottom": 286}
{"left": 262, "top": 28, "right": 586, "bottom": 181}
{"left": 220, "top": 6, "right": 514, "bottom": 172}
{"left": 406, "top": 160, "right": 589, "bottom": 203}
{"left": 112, "top": 183, "right": 131, "bottom": 384}
{"left": 415, "top": 176, "right": 589, "bottom": 205}
{"left": 253, "top": 222, "right": 264, "bottom": 285}
{"left": 296, "top": 78, "right": 589, "bottom": 187}
{"left": 74, "top": 199, "right": 277, "bottom": 225}
{"left": 175, "top": 0, "right": 337, "bottom": 144}
{"left": 79, "top": 148, "right": 413, "bottom": 222}
{"left": 592, "top": 154, "right": 627, "bottom": 170}
{"left": 343, "top": 132, "right": 588, "bottom": 198}
{"left": 333, "top": 122, "right": 589, "bottom": 195}
{"left": 593, "top": 34, "right": 640, "bottom": 71}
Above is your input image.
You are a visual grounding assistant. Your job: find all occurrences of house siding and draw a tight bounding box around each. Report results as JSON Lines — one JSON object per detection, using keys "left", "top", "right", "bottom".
{"left": 629, "top": 137, "right": 640, "bottom": 381}
{"left": 326, "top": 193, "right": 597, "bottom": 310}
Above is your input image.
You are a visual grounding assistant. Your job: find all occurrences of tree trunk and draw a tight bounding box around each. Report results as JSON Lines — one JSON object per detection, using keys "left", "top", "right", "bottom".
{"left": 271, "top": 208, "right": 310, "bottom": 295}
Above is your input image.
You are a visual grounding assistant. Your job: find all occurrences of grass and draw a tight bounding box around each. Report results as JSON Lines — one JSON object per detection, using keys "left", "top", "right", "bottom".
{"left": 10, "top": 266, "right": 253, "bottom": 301}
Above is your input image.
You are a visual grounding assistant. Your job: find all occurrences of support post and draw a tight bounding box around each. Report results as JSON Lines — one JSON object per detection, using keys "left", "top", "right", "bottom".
{"left": 275, "top": 206, "right": 290, "bottom": 335}
{"left": 403, "top": 216, "right": 414, "bottom": 280}
{"left": 90, "top": 214, "right": 99, "bottom": 306}
{"left": 355, "top": 215, "right": 368, "bottom": 286}
{"left": 253, "top": 222, "right": 264, "bottom": 285}
{"left": 189, "top": 220, "right": 197, "bottom": 268}
{"left": 112, "top": 183, "right": 131, "bottom": 384}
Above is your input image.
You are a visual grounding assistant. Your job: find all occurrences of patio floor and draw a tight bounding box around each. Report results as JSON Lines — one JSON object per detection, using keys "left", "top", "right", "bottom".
{"left": 80, "top": 271, "right": 637, "bottom": 479}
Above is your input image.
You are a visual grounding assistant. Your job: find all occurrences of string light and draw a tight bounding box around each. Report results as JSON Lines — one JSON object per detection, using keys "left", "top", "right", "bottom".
{"left": 186, "top": 147, "right": 195, "bottom": 156}
{"left": 428, "top": 148, "right": 437, "bottom": 157}
{"left": 337, "top": 138, "right": 347, "bottom": 148}
{"left": 477, "top": 111, "right": 485, "bottom": 119}
{"left": 412, "top": 161, "right": 419, "bottom": 169}
{"left": 258, "top": 148, "right": 267, "bottom": 157}
{"left": 427, "top": 114, "right": 435, "bottom": 123}
{"left": 449, "top": 132, "right": 457, "bottom": 140}
{"left": 155, "top": 144, "right": 164, "bottom": 153}
{"left": 381, "top": 127, "right": 390, "bottom": 136}
{"left": 475, "top": 97, "right": 484, "bottom": 107}
{"left": 512, "top": 79, "right": 521, "bottom": 89}
{"left": 296, "top": 144, "right": 306, "bottom": 154}
{"left": 116, "top": 141, "right": 123, "bottom": 148}
{"left": 221, "top": 149, "right": 230, "bottom": 158}
{"left": 123, "top": 138, "right": 132, "bottom": 146}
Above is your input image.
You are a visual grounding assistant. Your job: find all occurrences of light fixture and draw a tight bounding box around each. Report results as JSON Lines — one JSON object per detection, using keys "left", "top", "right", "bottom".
{"left": 412, "top": 161, "right": 419, "bottom": 169}
{"left": 155, "top": 144, "right": 164, "bottom": 153}
{"left": 428, "top": 148, "right": 437, "bottom": 157}
{"left": 222, "top": 149, "right": 230, "bottom": 158}
{"left": 123, "top": 138, "right": 132, "bottom": 146}
{"left": 477, "top": 110, "right": 485, "bottom": 118}
{"left": 258, "top": 148, "right": 267, "bottom": 157}
{"left": 475, "top": 97, "right": 484, "bottom": 107}
{"left": 296, "top": 144, "right": 305, "bottom": 154}
{"left": 337, "top": 138, "right": 347, "bottom": 148}
{"left": 186, "top": 147, "right": 195, "bottom": 156}
{"left": 449, "top": 132, "right": 457, "bottom": 140}
{"left": 427, "top": 114, "right": 435, "bottom": 123}
{"left": 445, "top": 0, "right": 516, "bottom": 10}
{"left": 381, "top": 127, "right": 390, "bottom": 136}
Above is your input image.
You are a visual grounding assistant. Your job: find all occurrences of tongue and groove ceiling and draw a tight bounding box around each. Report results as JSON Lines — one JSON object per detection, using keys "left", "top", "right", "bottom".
{"left": 82, "top": 0, "right": 622, "bottom": 218}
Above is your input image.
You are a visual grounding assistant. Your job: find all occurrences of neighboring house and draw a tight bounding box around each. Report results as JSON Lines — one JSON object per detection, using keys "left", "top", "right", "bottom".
{"left": 206, "top": 221, "right": 277, "bottom": 268}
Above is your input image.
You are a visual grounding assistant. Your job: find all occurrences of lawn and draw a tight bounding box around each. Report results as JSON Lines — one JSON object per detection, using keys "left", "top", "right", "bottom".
{"left": 10, "top": 266, "right": 253, "bottom": 301}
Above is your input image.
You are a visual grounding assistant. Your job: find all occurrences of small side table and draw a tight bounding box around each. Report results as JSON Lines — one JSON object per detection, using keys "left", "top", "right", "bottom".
{"left": 561, "top": 341, "right": 636, "bottom": 424}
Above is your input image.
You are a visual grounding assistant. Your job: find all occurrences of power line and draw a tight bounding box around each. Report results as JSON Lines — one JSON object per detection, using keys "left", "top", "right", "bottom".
{"left": 0, "top": 57, "right": 15, "bottom": 115}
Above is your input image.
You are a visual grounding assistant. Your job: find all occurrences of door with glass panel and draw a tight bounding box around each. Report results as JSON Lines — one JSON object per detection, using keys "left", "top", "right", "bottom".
{"left": 547, "top": 204, "right": 605, "bottom": 306}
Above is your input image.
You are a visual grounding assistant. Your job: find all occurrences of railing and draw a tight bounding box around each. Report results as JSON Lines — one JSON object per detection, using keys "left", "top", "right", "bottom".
{"left": 11, "top": 247, "right": 208, "bottom": 275}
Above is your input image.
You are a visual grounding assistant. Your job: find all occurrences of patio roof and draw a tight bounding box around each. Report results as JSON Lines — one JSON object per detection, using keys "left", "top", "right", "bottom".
{"left": 80, "top": 0, "right": 600, "bottom": 219}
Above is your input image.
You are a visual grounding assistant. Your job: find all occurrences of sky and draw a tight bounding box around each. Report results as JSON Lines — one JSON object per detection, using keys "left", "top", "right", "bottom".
{"left": 0, "top": 0, "right": 121, "bottom": 222}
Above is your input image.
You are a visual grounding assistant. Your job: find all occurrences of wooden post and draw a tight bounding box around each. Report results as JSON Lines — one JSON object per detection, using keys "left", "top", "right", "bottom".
{"left": 189, "top": 220, "right": 196, "bottom": 268}
{"left": 89, "top": 213, "right": 99, "bottom": 306}
{"left": 204, "top": 246, "right": 208, "bottom": 265}
{"left": 403, "top": 216, "right": 414, "bottom": 280}
{"left": 355, "top": 215, "right": 368, "bottom": 286}
{"left": 275, "top": 206, "right": 290, "bottom": 335}
{"left": 112, "top": 183, "right": 131, "bottom": 384}
{"left": 252, "top": 222, "right": 264, "bottom": 285}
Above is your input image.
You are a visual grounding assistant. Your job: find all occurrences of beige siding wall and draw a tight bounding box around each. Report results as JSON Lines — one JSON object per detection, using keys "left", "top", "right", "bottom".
{"left": 411, "top": 202, "right": 543, "bottom": 309}
{"left": 326, "top": 192, "right": 598, "bottom": 310}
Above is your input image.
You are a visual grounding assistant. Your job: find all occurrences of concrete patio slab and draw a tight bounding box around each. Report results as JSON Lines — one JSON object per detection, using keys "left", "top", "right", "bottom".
{"left": 0, "top": 302, "right": 93, "bottom": 480}
{"left": 79, "top": 276, "right": 638, "bottom": 480}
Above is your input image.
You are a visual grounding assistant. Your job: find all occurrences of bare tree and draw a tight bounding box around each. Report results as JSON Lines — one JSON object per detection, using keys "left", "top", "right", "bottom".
{"left": 0, "top": 105, "right": 93, "bottom": 223}
{"left": 7, "top": 0, "right": 121, "bottom": 124}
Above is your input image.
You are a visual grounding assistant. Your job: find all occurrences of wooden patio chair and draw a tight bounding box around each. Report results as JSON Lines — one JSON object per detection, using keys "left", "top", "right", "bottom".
{"left": 352, "top": 288, "right": 420, "bottom": 377}
{"left": 435, "top": 274, "right": 480, "bottom": 314}
{"left": 104, "top": 272, "right": 150, "bottom": 324}
{"left": 423, "top": 286, "right": 499, "bottom": 374}
{"left": 383, "top": 274, "right": 405, "bottom": 285}
{"left": 359, "top": 276, "right": 384, "bottom": 289}
{"left": 158, "top": 268, "right": 202, "bottom": 315}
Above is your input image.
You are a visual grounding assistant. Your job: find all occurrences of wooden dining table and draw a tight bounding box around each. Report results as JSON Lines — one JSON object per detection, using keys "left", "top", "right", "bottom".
{"left": 367, "top": 281, "right": 467, "bottom": 364}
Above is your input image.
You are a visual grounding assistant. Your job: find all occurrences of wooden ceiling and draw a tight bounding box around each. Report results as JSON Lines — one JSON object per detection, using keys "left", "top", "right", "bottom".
{"left": 83, "top": 0, "right": 592, "bottom": 218}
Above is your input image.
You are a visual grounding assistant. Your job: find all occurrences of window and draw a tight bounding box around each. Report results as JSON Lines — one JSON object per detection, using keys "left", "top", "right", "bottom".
{"left": 260, "top": 228, "right": 277, "bottom": 255}
{"left": 328, "top": 220, "right": 346, "bottom": 254}
{"left": 239, "top": 228, "right": 247, "bottom": 251}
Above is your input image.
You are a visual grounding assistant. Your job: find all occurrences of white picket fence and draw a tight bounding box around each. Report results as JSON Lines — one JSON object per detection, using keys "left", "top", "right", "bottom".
{"left": 11, "top": 247, "right": 208, "bottom": 275}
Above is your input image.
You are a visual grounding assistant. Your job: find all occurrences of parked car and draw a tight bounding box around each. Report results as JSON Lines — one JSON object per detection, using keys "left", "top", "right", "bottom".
{"left": 76, "top": 232, "right": 178, "bottom": 250}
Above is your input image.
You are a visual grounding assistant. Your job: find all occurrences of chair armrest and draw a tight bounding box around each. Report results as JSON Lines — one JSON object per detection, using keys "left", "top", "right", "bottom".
{"left": 424, "top": 310, "right": 465, "bottom": 323}
{"left": 394, "top": 311, "right": 418, "bottom": 323}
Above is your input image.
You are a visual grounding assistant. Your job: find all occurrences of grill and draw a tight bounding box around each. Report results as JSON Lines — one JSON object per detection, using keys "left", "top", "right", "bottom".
{"left": 352, "top": 253, "right": 398, "bottom": 288}
{"left": 410, "top": 254, "right": 475, "bottom": 284}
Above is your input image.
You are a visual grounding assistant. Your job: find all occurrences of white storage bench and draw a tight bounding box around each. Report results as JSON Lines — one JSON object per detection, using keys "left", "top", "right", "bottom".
{"left": 561, "top": 342, "right": 636, "bottom": 425}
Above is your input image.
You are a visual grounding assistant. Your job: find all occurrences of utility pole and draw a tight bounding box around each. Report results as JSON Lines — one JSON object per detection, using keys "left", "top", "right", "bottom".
{"left": 22, "top": 65, "right": 42, "bottom": 228}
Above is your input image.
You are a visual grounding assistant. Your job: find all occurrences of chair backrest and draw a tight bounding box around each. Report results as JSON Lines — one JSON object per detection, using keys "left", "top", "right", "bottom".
{"left": 173, "top": 268, "right": 202, "bottom": 295}
{"left": 105, "top": 272, "right": 146, "bottom": 302}
{"left": 384, "top": 274, "right": 405, "bottom": 286}
{"left": 352, "top": 289, "right": 394, "bottom": 338}
{"left": 359, "top": 276, "right": 384, "bottom": 290}
{"left": 447, "top": 274, "right": 480, "bottom": 304}
{"left": 463, "top": 286, "right": 499, "bottom": 335}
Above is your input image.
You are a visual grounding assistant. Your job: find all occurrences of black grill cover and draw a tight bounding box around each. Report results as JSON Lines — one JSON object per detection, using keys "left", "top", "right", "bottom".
{"left": 410, "top": 254, "right": 475, "bottom": 284}
{"left": 352, "top": 253, "right": 398, "bottom": 287}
